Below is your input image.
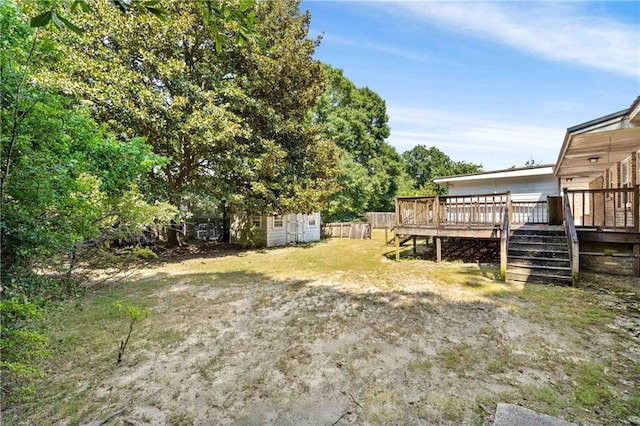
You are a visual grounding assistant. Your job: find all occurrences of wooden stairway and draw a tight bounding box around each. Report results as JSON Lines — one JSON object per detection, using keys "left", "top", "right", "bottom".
{"left": 507, "top": 225, "right": 572, "bottom": 285}
{"left": 386, "top": 233, "right": 413, "bottom": 247}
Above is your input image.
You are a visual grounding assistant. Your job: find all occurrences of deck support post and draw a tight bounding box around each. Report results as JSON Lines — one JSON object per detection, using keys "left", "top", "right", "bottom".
{"left": 634, "top": 244, "right": 640, "bottom": 277}
{"left": 395, "top": 234, "right": 400, "bottom": 261}
{"left": 500, "top": 230, "right": 507, "bottom": 281}
{"left": 435, "top": 237, "right": 441, "bottom": 263}
{"left": 412, "top": 236, "right": 417, "bottom": 255}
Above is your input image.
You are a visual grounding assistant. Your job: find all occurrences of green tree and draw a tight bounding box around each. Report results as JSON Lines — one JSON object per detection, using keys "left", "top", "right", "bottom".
{"left": 2, "top": 68, "right": 176, "bottom": 289}
{"left": 315, "top": 65, "right": 401, "bottom": 221}
{"left": 38, "top": 1, "right": 338, "bottom": 242}
{"left": 214, "top": 0, "right": 339, "bottom": 215}
{"left": 28, "top": 0, "right": 257, "bottom": 53}
{"left": 323, "top": 152, "right": 372, "bottom": 222}
{"left": 401, "top": 145, "right": 482, "bottom": 195}
{"left": 1, "top": 1, "right": 176, "bottom": 403}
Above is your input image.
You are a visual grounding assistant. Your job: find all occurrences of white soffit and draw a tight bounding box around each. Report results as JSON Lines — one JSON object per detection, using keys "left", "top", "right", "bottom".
{"left": 556, "top": 126, "right": 640, "bottom": 178}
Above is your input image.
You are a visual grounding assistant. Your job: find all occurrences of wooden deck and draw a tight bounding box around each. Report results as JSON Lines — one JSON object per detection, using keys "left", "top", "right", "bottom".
{"left": 393, "top": 188, "right": 640, "bottom": 280}
{"left": 394, "top": 193, "right": 516, "bottom": 279}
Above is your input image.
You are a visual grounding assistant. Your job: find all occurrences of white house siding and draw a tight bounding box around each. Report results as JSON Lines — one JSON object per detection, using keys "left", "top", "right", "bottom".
{"left": 446, "top": 175, "right": 559, "bottom": 201}
{"left": 443, "top": 175, "right": 560, "bottom": 224}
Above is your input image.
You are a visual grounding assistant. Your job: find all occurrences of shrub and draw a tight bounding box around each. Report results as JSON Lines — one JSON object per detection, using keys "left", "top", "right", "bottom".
{"left": 0, "top": 297, "right": 49, "bottom": 406}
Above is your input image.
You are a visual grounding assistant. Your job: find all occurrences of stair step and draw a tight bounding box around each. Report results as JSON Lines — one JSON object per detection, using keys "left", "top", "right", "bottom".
{"left": 511, "top": 231, "right": 566, "bottom": 237}
{"left": 509, "top": 241, "right": 568, "bottom": 247}
{"left": 507, "top": 256, "right": 570, "bottom": 267}
{"left": 508, "top": 248, "right": 569, "bottom": 258}
{"left": 509, "top": 236, "right": 567, "bottom": 243}
{"left": 506, "top": 270, "right": 573, "bottom": 285}
{"left": 508, "top": 262, "right": 572, "bottom": 272}
{"left": 510, "top": 244, "right": 567, "bottom": 250}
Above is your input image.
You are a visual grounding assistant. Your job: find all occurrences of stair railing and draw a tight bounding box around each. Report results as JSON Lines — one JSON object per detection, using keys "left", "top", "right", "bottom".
{"left": 563, "top": 188, "right": 579, "bottom": 285}
{"left": 500, "top": 192, "right": 511, "bottom": 281}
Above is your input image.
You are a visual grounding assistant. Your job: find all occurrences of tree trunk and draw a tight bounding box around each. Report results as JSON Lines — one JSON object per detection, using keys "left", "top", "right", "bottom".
{"left": 167, "top": 221, "right": 182, "bottom": 247}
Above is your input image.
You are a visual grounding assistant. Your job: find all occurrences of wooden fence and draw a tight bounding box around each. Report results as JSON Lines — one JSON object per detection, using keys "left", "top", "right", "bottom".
{"left": 321, "top": 222, "right": 371, "bottom": 239}
{"left": 366, "top": 212, "right": 395, "bottom": 229}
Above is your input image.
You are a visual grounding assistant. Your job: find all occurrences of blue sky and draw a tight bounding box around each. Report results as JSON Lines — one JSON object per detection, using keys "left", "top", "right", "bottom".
{"left": 302, "top": 1, "right": 640, "bottom": 171}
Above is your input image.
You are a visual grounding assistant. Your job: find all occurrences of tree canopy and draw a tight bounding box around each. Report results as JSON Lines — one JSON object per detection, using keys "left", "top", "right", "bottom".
{"left": 28, "top": 0, "right": 258, "bottom": 53}
{"left": 1, "top": 1, "right": 176, "bottom": 281}
{"left": 401, "top": 145, "right": 482, "bottom": 195}
{"left": 36, "top": 0, "right": 338, "bottom": 219}
{"left": 315, "top": 65, "right": 402, "bottom": 221}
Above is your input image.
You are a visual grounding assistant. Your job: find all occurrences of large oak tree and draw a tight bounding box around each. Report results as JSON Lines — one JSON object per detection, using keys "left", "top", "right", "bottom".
{"left": 38, "top": 0, "right": 338, "bottom": 239}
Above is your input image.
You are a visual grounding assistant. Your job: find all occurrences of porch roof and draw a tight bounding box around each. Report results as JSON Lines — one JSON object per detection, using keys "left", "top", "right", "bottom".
{"left": 555, "top": 104, "right": 640, "bottom": 189}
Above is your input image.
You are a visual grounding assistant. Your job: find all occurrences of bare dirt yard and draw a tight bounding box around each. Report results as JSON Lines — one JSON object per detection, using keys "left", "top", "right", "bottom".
{"left": 4, "top": 233, "right": 640, "bottom": 425}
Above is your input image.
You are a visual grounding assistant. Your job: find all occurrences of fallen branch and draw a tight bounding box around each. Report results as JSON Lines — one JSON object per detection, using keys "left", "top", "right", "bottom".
{"left": 348, "top": 392, "right": 363, "bottom": 409}
{"left": 331, "top": 411, "right": 352, "bottom": 426}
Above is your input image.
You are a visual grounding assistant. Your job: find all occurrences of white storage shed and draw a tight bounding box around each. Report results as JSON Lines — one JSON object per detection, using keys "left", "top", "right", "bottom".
{"left": 231, "top": 212, "right": 321, "bottom": 247}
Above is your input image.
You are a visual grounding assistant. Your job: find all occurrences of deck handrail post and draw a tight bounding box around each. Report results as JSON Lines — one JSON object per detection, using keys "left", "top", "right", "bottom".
{"left": 633, "top": 185, "right": 640, "bottom": 232}
{"left": 434, "top": 196, "right": 440, "bottom": 227}
{"left": 506, "top": 191, "right": 513, "bottom": 225}
{"left": 563, "top": 188, "right": 580, "bottom": 285}
{"left": 395, "top": 197, "right": 400, "bottom": 227}
{"left": 500, "top": 205, "right": 509, "bottom": 281}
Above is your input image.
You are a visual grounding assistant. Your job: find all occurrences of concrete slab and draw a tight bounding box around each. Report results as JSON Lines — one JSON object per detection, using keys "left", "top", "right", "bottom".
{"left": 494, "top": 403, "right": 577, "bottom": 426}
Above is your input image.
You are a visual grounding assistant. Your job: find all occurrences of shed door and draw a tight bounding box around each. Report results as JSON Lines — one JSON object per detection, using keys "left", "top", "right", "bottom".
{"left": 286, "top": 214, "right": 298, "bottom": 244}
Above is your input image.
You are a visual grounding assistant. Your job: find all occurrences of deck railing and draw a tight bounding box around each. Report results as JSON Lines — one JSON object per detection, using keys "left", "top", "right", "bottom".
{"left": 396, "top": 193, "right": 511, "bottom": 227}
{"left": 396, "top": 188, "right": 640, "bottom": 230}
{"left": 500, "top": 202, "right": 510, "bottom": 280}
{"left": 563, "top": 189, "right": 580, "bottom": 284}
{"left": 566, "top": 186, "right": 639, "bottom": 230}
{"left": 512, "top": 201, "right": 548, "bottom": 224}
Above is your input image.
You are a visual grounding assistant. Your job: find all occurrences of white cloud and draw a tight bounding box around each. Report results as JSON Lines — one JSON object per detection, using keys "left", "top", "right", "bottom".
{"left": 387, "top": 2, "right": 639, "bottom": 77}
{"left": 387, "top": 106, "right": 565, "bottom": 169}
{"left": 320, "top": 34, "right": 435, "bottom": 64}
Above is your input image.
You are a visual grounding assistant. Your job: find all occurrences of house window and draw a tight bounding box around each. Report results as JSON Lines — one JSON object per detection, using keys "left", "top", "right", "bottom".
{"left": 273, "top": 215, "right": 283, "bottom": 228}
{"left": 308, "top": 215, "right": 316, "bottom": 226}
{"left": 621, "top": 159, "right": 630, "bottom": 187}
{"left": 251, "top": 216, "right": 261, "bottom": 228}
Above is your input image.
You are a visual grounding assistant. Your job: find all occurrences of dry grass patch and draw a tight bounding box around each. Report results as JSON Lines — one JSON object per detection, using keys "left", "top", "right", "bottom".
{"left": 3, "top": 233, "right": 639, "bottom": 425}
